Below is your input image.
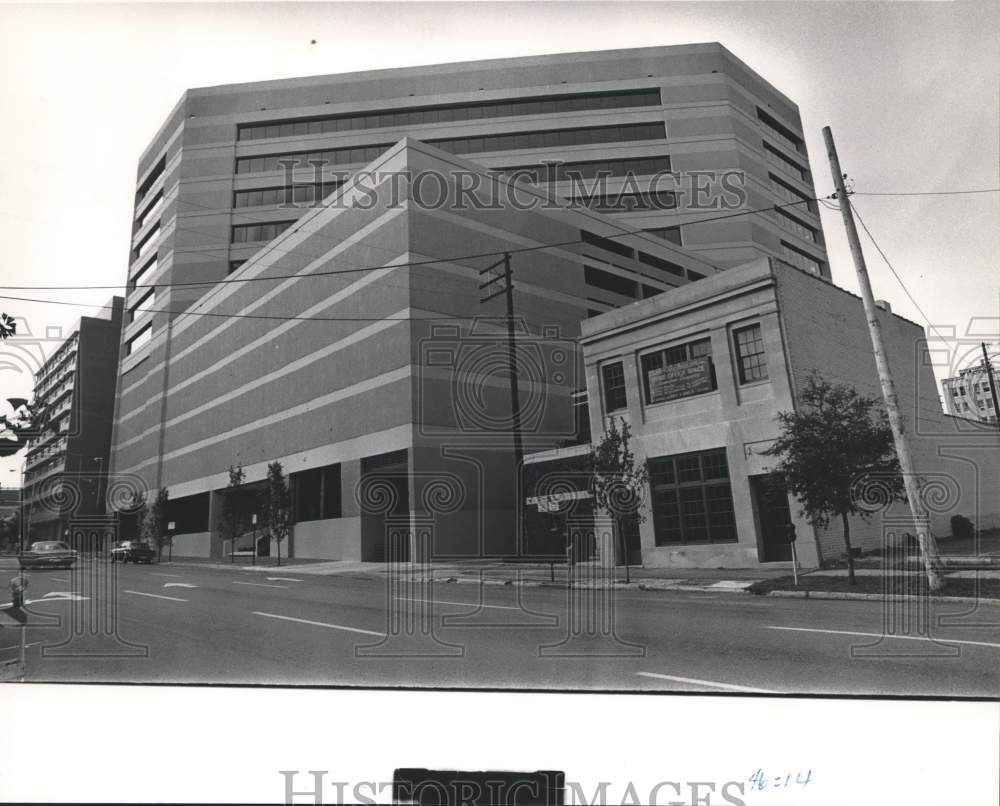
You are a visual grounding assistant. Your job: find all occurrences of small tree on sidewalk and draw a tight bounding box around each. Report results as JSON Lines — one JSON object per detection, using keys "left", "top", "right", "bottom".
{"left": 218, "top": 464, "right": 246, "bottom": 561}
{"left": 763, "top": 375, "right": 905, "bottom": 585}
{"left": 261, "top": 461, "right": 291, "bottom": 567}
{"left": 590, "top": 416, "right": 648, "bottom": 583}
{"left": 142, "top": 487, "right": 170, "bottom": 559}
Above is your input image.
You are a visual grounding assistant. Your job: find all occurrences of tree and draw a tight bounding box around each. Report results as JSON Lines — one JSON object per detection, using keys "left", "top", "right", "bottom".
{"left": 218, "top": 464, "right": 246, "bottom": 561}
{"left": 589, "top": 416, "right": 649, "bottom": 583}
{"left": 763, "top": 375, "right": 905, "bottom": 585}
{"left": 0, "top": 398, "right": 56, "bottom": 458}
{"left": 142, "top": 487, "right": 170, "bottom": 559}
{"left": 0, "top": 512, "right": 19, "bottom": 553}
{"left": 261, "top": 461, "right": 291, "bottom": 567}
{"left": 0, "top": 313, "right": 16, "bottom": 341}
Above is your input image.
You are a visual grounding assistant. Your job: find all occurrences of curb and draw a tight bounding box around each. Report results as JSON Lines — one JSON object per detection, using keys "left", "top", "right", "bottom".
{"left": 424, "top": 576, "right": 754, "bottom": 593}
{"left": 763, "top": 590, "right": 1000, "bottom": 605}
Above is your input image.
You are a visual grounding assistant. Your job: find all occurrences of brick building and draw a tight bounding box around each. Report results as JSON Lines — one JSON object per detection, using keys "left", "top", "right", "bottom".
{"left": 576, "top": 258, "right": 1000, "bottom": 567}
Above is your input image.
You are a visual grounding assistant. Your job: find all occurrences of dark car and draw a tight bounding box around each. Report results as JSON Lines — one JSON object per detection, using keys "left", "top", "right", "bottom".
{"left": 19, "top": 541, "right": 78, "bottom": 570}
{"left": 109, "top": 540, "right": 156, "bottom": 564}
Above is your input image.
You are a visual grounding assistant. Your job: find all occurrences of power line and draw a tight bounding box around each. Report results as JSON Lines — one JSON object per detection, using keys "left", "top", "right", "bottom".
{"left": 853, "top": 188, "right": 1000, "bottom": 197}
{"left": 850, "top": 202, "right": 953, "bottom": 347}
{"left": 0, "top": 196, "right": 824, "bottom": 292}
{"left": 0, "top": 294, "right": 469, "bottom": 323}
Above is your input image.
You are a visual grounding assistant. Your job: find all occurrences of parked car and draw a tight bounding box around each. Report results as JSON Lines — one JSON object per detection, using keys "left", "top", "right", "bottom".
{"left": 18, "top": 541, "right": 78, "bottom": 570}
{"left": 109, "top": 540, "right": 156, "bottom": 564}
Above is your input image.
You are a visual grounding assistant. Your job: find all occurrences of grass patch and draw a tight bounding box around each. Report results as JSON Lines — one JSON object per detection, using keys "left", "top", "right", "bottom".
{"left": 748, "top": 574, "right": 1000, "bottom": 599}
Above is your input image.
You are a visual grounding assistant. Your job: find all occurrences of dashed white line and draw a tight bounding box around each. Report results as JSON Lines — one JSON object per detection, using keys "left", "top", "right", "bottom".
{"left": 233, "top": 581, "right": 288, "bottom": 589}
{"left": 266, "top": 577, "right": 303, "bottom": 582}
{"left": 123, "top": 590, "right": 188, "bottom": 602}
{"left": 150, "top": 573, "right": 183, "bottom": 578}
{"left": 0, "top": 642, "right": 42, "bottom": 653}
{"left": 394, "top": 596, "right": 521, "bottom": 611}
{"left": 636, "top": 672, "right": 776, "bottom": 693}
{"left": 50, "top": 576, "right": 69, "bottom": 582}
{"left": 252, "top": 611, "right": 384, "bottom": 636}
{"left": 767, "top": 625, "right": 1000, "bottom": 649}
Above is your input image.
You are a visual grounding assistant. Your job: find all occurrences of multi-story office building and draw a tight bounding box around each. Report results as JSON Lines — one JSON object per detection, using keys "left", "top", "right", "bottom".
{"left": 23, "top": 299, "right": 124, "bottom": 543}
{"left": 111, "top": 44, "right": 829, "bottom": 560}
{"left": 942, "top": 362, "right": 999, "bottom": 424}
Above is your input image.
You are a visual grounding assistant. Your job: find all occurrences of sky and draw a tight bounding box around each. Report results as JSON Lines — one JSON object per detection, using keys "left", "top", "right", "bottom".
{"left": 0, "top": 0, "right": 997, "bottom": 481}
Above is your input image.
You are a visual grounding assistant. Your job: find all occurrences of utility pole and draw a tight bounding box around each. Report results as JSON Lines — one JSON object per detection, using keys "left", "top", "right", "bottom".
{"left": 480, "top": 252, "right": 526, "bottom": 556}
{"left": 981, "top": 343, "right": 1000, "bottom": 423}
{"left": 823, "top": 126, "right": 942, "bottom": 591}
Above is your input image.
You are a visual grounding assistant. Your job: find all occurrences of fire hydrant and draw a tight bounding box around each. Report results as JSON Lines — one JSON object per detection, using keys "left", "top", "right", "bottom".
{"left": 9, "top": 574, "right": 27, "bottom": 609}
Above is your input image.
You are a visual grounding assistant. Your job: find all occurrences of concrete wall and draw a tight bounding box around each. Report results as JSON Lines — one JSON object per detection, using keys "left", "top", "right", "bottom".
{"left": 777, "top": 264, "right": 1000, "bottom": 559}
{"left": 172, "top": 531, "right": 211, "bottom": 558}
{"left": 290, "top": 517, "right": 361, "bottom": 561}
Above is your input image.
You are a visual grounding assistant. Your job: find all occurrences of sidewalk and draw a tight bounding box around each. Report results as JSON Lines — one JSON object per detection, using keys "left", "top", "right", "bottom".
{"left": 159, "top": 555, "right": 795, "bottom": 593}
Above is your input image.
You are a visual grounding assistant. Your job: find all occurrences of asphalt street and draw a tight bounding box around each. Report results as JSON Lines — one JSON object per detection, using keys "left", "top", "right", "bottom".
{"left": 1, "top": 559, "right": 998, "bottom": 696}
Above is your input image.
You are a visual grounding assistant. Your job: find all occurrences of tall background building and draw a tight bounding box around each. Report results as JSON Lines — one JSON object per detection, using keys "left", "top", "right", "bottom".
{"left": 942, "top": 360, "right": 1000, "bottom": 424}
{"left": 111, "top": 44, "right": 830, "bottom": 560}
{"left": 24, "top": 298, "right": 124, "bottom": 543}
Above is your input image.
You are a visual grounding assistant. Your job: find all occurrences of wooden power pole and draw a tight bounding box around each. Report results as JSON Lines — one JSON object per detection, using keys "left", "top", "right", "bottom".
{"left": 480, "top": 253, "right": 526, "bottom": 556}
{"left": 822, "top": 126, "right": 942, "bottom": 590}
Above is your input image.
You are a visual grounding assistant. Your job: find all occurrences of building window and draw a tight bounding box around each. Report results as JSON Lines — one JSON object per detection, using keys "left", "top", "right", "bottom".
{"left": 570, "top": 189, "right": 677, "bottom": 213}
{"left": 136, "top": 156, "right": 166, "bottom": 204}
{"left": 130, "top": 256, "right": 157, "bottom": 290}
{"left": 581, "top": 229, "right": 634, "bottom": 260}
{"left": 126, "top": 324, "right": 152, "bottom": 356}
{"left": 236, "top": 123, "right": 665, "bottom": 175}
{"left": 584, "top": 265, "right": 638, "bottom": 298}
{"left": 133, "top": 223, "right": 160, "bottom": 261}
{"left": 772, "top": 207, "right": 818, "bottom": 243}
{"left": 237, "top": 89, "right": 662, "bottom": 141}
{"left": 601, "top": 362, "right": 627, "bottom": 413}
{"left": 640, "top": 337, "right": 716, "bottom": 404}
{"left": 757, "top": 108, "right": 804, "bottom": 154}
{"left": 762, "top": 141, "right": 806, "bottom": 180}
{"left": 430, "top": 122, "right": 665, "bottom": 156}
{"left": 502, "top": 155, "right": 672, "bottom": 184}
{"left": 136, "top": 191, "right": 164, "bottom": 229}
{"left": 233, "top": 181, "right": 342, "bottom": 208}
{"left": 638, "top": 250, "right": 685, "bottom": 277}
{"left": 648, "top": 448, "right": 737, "bottom": 545}
{"left": 572, "top": 389, "right": 591, "bottom": 444}
{"left": 292, "top": 463, "right": 342, "bottom": 523}
{"left": 769, "top": 173, "right": 815, "bottom": 214}
{"left": 128, "top": 287, "right": 155, "bottom": 323}
{"left": 733, "top": 324, "right": 768, "bottom": 384}
{"left": 231, "top": 220, "right": 296, "bottom": 244}
{"left": 780, "top": 241, "right": 825, "bottom": 276}
{"left": 644, "top": 226, "right": 682, "bottom": 245}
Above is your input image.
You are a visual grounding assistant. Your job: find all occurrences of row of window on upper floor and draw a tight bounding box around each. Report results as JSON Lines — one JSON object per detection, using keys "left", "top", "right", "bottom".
{"left": 599, "top": 323, "right": 768, "bottom": 414}
{"left": 234, "top": 122, "right": 666, "bottom": 174}
{"left": 237, "top": 89, "right": 663, "bottom": 141}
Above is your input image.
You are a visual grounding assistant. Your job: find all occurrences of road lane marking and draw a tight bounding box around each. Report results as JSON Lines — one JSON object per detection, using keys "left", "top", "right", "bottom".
{"left": 50, "top": 576, "right": 69, "bottom": 582}
{"left": 636, "top": 672, "right": 776, "bottom": 693}
{"left": 233, "top": 581, "right": 288, "bottom": 589}
{"left": 767, "top": 625, "right": 1000, "bottom": 649}
{"left": 150, "top": 573, "right": 183, "bottom": 578}
{"left": 394, "top": 596, "right": 521, "bottom": 611}
{"left": 164, "top": 583, "right": 199, "bottom": 588}
{"left": 252, "top": 611, "right": 384, "bottom": 636}
{"left": 266, "top": 577, "right": 303, "bottom": 582}
{"left": 123, "top": 590, "right": 188, "bottom": 602}
{"left": 0, "top": 642, "right": 42, "bottom": 653}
